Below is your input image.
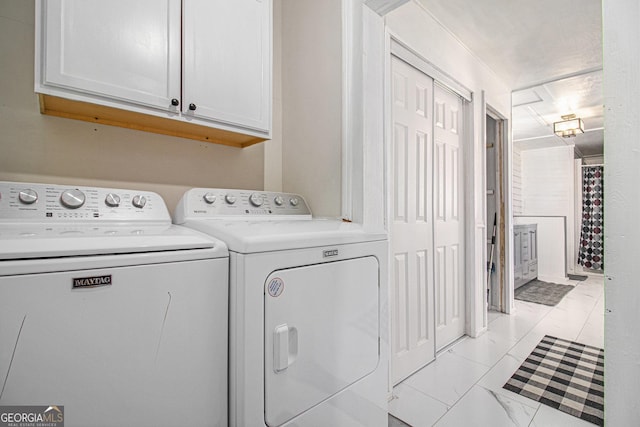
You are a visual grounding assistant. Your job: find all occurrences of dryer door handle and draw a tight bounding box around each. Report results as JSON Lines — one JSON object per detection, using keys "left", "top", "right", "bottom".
{"left": 273, "top": 324, "right": 298, "bottom": 373}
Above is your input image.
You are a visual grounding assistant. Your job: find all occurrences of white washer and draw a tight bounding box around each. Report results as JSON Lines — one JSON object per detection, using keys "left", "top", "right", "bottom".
{"left": 0, "top": 181, "right": 228, "bottom": 427}
{"left": 175, "top": 188, "right": 389, "bottom": 427}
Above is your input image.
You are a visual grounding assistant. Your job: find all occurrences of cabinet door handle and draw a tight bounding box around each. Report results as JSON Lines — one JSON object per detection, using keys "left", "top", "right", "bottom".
{"left": 189, "top": 103, "right": 197, "bottom": 111}
{"left": 171, "top": 98, "right": 179, "bottom": 106}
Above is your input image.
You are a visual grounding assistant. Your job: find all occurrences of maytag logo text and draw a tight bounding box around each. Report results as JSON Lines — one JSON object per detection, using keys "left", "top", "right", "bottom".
{"left": 323, "top": 249, "right": 339, "bottom": 258}
{"left": 73, "top": 274, "right": 112, "bottom": 288}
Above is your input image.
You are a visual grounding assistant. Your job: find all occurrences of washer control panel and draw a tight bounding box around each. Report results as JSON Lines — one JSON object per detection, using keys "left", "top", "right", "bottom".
{"left": 0, "top": 181, "right": 170, "bottom": 223}
{"left": 177, "top": 188, "right": 312, "bottom": 220}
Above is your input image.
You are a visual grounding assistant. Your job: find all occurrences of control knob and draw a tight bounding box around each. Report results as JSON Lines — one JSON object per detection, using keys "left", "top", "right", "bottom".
{"left": 289, "top": 197, "right": 300, "bottom": 207}
{"left": 18, "top": 189, "right": 38, "bottom": 205}
{"left": 105, "top": 193, "right": 120, "bottom": 207}
{"left": 225, "top": 194, "right": 237, "bottom": 205}
{"left": 249, "top": 193, "right": 264, "bottom": 207}
{"left": 132, "top": 195, "right": 147, "bottom": 209}
{"left": 60, "top": 189, "right": 86, "bottom": 209}
{"left": 203, "top": 193, "right": 217, "bottom": 204}
{"left": 273, "top": 195, "right": 284, "bottom": 206}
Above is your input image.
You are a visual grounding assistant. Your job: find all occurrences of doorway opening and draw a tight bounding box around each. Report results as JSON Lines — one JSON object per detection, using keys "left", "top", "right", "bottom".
{"left": 485, "top": 109, "right": 508, "bottom": 312}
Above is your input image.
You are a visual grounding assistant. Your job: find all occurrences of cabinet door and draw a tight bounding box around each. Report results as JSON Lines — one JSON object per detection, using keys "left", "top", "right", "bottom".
{"left": 183, "top": 0, "right": 271, "bottom": 133}
{"left": 521, "top": 228, "right": 530, "bottom": 263}
{"left": 39, "top": 0, "right": 181, "bottom": 110}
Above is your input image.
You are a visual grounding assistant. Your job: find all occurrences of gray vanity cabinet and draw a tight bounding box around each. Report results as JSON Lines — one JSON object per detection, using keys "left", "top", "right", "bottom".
{"left": 514, "top": 224, "right": 538, "bottom": 288}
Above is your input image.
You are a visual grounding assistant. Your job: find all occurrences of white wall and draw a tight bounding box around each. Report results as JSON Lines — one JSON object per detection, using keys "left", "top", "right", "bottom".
{"left": 0, "top": 2, "right": 265, "bottom": 213}
{"left": 280, "top": 0, "right": 343, "bottom": 218}
{"left": 520, "top": 146, "right": 575, "bottom": 216}
{"left": 519, "top": 145, "right": 576, "bottom": 276}
{"left": 377, "top": 1, "right": 513, "bottom": 333}
{"left": 512, "top": 145, "right": 523, "bottom": 215}
{"left": 603, "top": 0, "right": 640, "bottom": 422}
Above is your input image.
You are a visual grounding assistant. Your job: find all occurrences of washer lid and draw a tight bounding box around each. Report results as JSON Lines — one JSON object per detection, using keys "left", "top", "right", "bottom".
{"left": 181, "top": 218, "right": 387, "bottom": 253}
{"left": 0, "top": 224, "right": 228, "bottom": 260}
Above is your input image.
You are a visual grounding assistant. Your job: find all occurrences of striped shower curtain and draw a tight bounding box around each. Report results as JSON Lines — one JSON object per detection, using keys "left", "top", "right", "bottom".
{"left": 578, "top": 165, "right": 604, "bottom": 270}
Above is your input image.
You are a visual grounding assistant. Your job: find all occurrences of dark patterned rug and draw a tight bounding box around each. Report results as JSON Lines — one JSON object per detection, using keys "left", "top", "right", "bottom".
{"left": 504, "top": 335, "right": 604, "bottom": 426}
{"left": 514, "top": 279, "right": 574, "bottom": 306}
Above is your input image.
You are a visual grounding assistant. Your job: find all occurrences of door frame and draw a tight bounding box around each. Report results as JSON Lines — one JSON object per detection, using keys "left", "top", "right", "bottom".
{"left": 484, "top": 106, "right": 511, "bottom": 313}
{"left": 348, "top": 11, "right": 495, "bottom": 390}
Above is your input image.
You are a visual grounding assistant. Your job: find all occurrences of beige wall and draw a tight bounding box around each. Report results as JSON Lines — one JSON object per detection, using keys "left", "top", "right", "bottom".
{"left": 263, "top": 0, "right": 283, "bottom": 192}
{"left": 281, "top": 0, "right": 343, "bottom": 218}
{"left": 0, "top": 1, "right": 264, "bottom": 213}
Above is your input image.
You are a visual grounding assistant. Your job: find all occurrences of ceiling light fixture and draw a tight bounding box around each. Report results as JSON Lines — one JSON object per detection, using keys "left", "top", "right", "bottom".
{"left": 553, "top": 114, "right": 584, "bottom": 138}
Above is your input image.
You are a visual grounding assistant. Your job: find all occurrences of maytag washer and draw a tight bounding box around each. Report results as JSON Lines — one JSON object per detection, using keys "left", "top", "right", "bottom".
{"left": 175, "top": 188, "right": 389, "bottom": 427}
{"left": 0, "top": 181, "right": 228, "bottom": 427}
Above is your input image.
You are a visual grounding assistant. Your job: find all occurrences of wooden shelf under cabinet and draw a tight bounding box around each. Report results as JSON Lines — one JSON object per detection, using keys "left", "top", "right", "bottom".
{"left": 38, "top": 94, "right": 267, "bottom": 149}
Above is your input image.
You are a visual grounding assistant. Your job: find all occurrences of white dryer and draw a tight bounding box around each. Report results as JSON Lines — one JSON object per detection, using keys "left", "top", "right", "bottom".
{"left": 0, "top": 181, "right": 228, "bottom": 427}
{"left": 175, "top": 188, "right": 389, "bottom": 427}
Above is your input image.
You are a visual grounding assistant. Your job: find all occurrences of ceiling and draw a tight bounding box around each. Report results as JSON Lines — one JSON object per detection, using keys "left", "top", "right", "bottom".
{"left": 414, "top": 0, "right": 604, "bottom": 156}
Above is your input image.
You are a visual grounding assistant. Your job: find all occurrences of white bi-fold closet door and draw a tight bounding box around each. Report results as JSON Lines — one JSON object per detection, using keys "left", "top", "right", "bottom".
{"left": 390, "top": 56, "right": 466, "bottom": 384}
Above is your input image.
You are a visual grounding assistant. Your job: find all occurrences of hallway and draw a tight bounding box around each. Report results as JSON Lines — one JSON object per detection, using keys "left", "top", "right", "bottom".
{"left": 389, "top": 275, "right": 604, "bottom": 426}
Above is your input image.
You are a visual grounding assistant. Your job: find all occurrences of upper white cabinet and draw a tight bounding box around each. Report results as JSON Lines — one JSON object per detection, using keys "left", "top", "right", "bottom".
{"left": 38, "top": 0, "right": 182, "bottom": 112}
{"left": 183, "top": 0, "right": 271, "bottom": 133}
{"left": 35, "top": 0, "right": 272, "bottom": 148}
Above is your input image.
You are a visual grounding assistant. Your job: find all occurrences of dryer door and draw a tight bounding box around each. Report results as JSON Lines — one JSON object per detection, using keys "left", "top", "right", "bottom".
{"left": 264, "top": 256, "right": 380, "bottom": 427}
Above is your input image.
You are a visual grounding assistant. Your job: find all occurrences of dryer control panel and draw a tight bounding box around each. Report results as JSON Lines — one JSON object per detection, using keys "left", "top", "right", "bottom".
{"left": 175, "top": 188, "right": 312, "bottom": 222}
{"left": 0, "top": 181, "right": 170, "bottom": 223}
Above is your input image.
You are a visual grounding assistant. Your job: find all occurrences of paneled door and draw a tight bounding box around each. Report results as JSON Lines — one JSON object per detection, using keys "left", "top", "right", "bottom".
{"left": 433, "top": 84, "right": 465, "bottom": 351}
{"left": 390, "top": 57, "right": 436, "bottom": 384}
{"left": 390, "top": 57, "right": 466, "bottom": 384}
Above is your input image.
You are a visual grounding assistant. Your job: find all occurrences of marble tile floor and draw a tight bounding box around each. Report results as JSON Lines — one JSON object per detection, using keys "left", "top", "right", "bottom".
{"left": 388, "top": 274, "right": 604, "bottom": 427}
